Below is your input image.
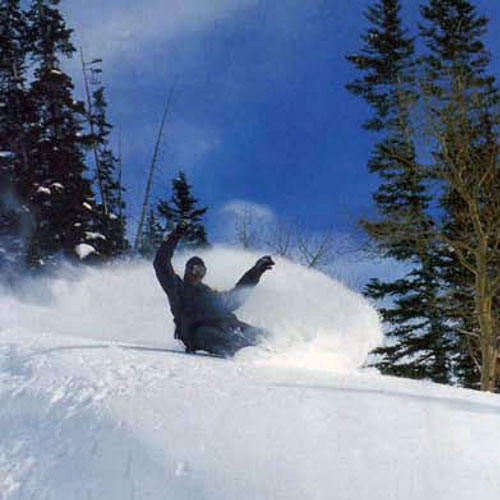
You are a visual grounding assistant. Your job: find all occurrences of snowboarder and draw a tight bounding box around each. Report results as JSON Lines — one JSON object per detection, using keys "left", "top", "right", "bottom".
{"left": 153, "top": 222, "right": 274, "bottom": 357}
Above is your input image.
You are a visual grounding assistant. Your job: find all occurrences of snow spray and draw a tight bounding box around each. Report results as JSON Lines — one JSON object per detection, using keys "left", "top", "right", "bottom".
{"left": 0, "top": 246, "right": 383, "bottom": 372}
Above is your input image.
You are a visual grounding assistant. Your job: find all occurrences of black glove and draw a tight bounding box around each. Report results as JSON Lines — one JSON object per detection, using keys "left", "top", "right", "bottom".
{"left": 174, "top": 219, "right": 190, "bottom": 235}
{"left": 254, "top": 255, "right": 274, "bottom": 274}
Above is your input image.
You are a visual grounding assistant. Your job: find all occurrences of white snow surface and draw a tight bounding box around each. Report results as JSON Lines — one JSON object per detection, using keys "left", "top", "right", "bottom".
{"left": 1, "top": 246, "right": 499, "bottom": 500}
{"left": 74, "top": 243, "right": 96, "bottom": 260}
{"left": 84, "top": 231, "right": 107, "bottom": 241}
{"left": 35, "top": 186, "right": 51, "bottom": 196}
{"left": 49, "top": 183, "right": 64, "bottom": 191}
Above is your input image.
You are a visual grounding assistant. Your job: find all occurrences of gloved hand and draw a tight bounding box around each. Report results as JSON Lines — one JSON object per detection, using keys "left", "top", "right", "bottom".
{"left": 254, "top": 255, "right": 274, "bottom": 274}
{"left": 163, "top": 220, "right": 190, "bottom": 241}
{"left": 174, "top": 219, "right": 190, "bottom": 235}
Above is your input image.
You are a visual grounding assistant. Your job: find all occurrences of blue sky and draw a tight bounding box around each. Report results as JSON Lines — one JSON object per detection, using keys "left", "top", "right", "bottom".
{"left": 61, "top": 0, "right": 500, "bottom": 242}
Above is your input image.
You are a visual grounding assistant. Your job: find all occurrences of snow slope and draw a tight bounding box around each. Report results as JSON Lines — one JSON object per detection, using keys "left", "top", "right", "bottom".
{"left": 1, "top": 248, "right": 499, "bottom": 500}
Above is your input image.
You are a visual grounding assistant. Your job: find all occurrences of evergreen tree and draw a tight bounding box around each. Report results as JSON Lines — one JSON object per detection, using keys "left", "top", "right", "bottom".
{"left": 87, "top": 81, "right": 128, "bottom": 257}
{"left": 0, "top": 152, "right": 33, "bottom": 274}
{"left": 25, "top": 0, "right": 98, "bottom": 266}
{"left": 138, "top": 206, "right": 163, "bottom": 258}
{"left": 157, "top": 171, "right": 209, "bottom": 249}
{"left": 419, "top": 0, "right": 500, "bottom": 391}
{"left": 0, "top": 0, "right": 29, "bottom": 164}
{"left": 440, "top": 247, "right": 480, "bottom": 388}
{"left": 0, "top": 0, "right": 31, "bottom": 270}
{"left": 366, "top": 250, "right": 455, "bottom": 383}
{"left": 347, "top": 0, "right": 454, "bottom": 383}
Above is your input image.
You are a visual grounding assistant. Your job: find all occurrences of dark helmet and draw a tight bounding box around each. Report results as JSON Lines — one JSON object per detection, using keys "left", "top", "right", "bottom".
{"left": 184, "top": 256, "right": 206, "bottom": 280}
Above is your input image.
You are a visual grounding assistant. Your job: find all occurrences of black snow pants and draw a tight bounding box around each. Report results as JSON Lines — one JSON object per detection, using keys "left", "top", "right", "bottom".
{"left": 188, "top": 319, "right": 266, "bottom": 357}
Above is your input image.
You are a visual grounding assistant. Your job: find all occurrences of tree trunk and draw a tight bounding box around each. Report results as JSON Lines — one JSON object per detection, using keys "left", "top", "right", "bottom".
{"left": 479, "top": 332, "right": 498, "bottom": 392}
{"left": 476, "top": 255, "right": 499, "bottom": 392}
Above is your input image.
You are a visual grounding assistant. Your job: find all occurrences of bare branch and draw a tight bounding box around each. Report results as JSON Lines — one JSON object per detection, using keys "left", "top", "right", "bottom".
{"left": 264, "top": 219, "right": 296, "bottom": 257}
{"left": 457, "top": 328, "right": 480, "bottom": 339}
{"left": 296, "top": 227, "right": 335, "bottom": 269}
{"left": 465, "top": 333, "right": 482, "bottom": 372}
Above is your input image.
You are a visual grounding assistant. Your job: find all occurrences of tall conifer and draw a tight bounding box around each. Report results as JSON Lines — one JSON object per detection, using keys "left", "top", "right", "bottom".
{"left": 347, "top": 0, "right": 454, "bottom": 383}
{"left": 157, "top": 171, "right": 209, "bottom": 249}
{"left": 419, "top": 0, "right": 500, "bottom": 390}
{"left": 138, "top": 206, "right": 163, "bottom": 258}
{"left": 88, "top": 82, "right": 128, "bottom": 256}
{"left": 0, "top": 0, "right": 29, "bottom": 166}
{"left": 25, "top": 0, "right": 97, "bottom": 266}
{"left": 0, "top": 0, "right": 31, "bottom": 270}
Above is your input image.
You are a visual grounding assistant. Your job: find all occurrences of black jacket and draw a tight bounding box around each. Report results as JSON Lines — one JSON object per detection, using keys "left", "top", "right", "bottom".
{"left": 153, "top": 232, "right": 264, "bottom": 346}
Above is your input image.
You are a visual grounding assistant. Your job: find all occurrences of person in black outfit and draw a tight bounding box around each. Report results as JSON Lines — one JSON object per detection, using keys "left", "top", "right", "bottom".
{"left": 153, "top": 222, "right": 274, "bottom": 357}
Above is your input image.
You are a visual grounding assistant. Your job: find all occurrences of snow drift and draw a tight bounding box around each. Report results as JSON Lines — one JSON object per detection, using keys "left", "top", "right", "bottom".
{"left": 1, "top": 330, "right": 500, "bottom": 500}
{"left": 3, "top": 247, "right": 498, "bottom": 500}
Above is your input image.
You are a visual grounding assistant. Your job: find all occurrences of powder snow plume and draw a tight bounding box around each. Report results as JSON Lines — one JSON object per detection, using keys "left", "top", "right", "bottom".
{"left": 0, "top": 246, "right": 382, "bottom": 372}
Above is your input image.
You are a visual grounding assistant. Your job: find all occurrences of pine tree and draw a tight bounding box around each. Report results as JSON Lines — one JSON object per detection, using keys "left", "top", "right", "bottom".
{"left": 157, "top": 171, "right": 209, "bottom": 249}
{"left": 347, "top": 0, "right": 454, "bottom": 383}
{"left": 419, "top": 0, "right": 500, "bottom": 391}
{"left": 366, "top": 250, "right": 455, "bottom": 383}
{"left": 87, "top": 81, "right": 128, "bottom": 257}
{"left": 0, "top": 0, "right": 31, "bottom": 271}
{"left": 440, "top": 246, "right": 480, "bottom": 388}
{"left": 25, "top": 0, "right": 98, "bottom": 266}
{"left": 138, "top": 206, "right": 163, "bottom": 258}
{"left": 0, "top": 0, "right": 29, "bottom": 161}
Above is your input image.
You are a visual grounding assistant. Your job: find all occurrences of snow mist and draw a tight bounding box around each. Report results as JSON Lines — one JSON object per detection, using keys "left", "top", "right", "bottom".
{"left": 1, "top": 246, "right": 382, "bottom": 372}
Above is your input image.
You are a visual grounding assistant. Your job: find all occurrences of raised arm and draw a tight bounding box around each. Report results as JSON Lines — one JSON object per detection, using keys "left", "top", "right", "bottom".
{"left": 153, "top": 227, "right": 184, "bottom": 293}
{"left": 220, "top": 256, "right": 274, "bottom": 312}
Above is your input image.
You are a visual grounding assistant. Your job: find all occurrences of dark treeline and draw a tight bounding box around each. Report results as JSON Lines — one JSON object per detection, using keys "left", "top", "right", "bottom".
{"left": 0, "top": 0, "right": 208, "bottom": 273}
{"left": 347, "top": 0, "right": 500, "bottom": 391}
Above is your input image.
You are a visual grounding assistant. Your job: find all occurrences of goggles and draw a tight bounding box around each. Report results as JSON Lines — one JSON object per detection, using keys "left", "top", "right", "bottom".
{"left": 189, "top": 263, "right": 206, "bottom": 278}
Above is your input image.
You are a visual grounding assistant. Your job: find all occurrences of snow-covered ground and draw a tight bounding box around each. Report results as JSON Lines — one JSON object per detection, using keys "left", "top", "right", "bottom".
{"left": 1, "top": 247, "right": 499, "bottom": 500}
